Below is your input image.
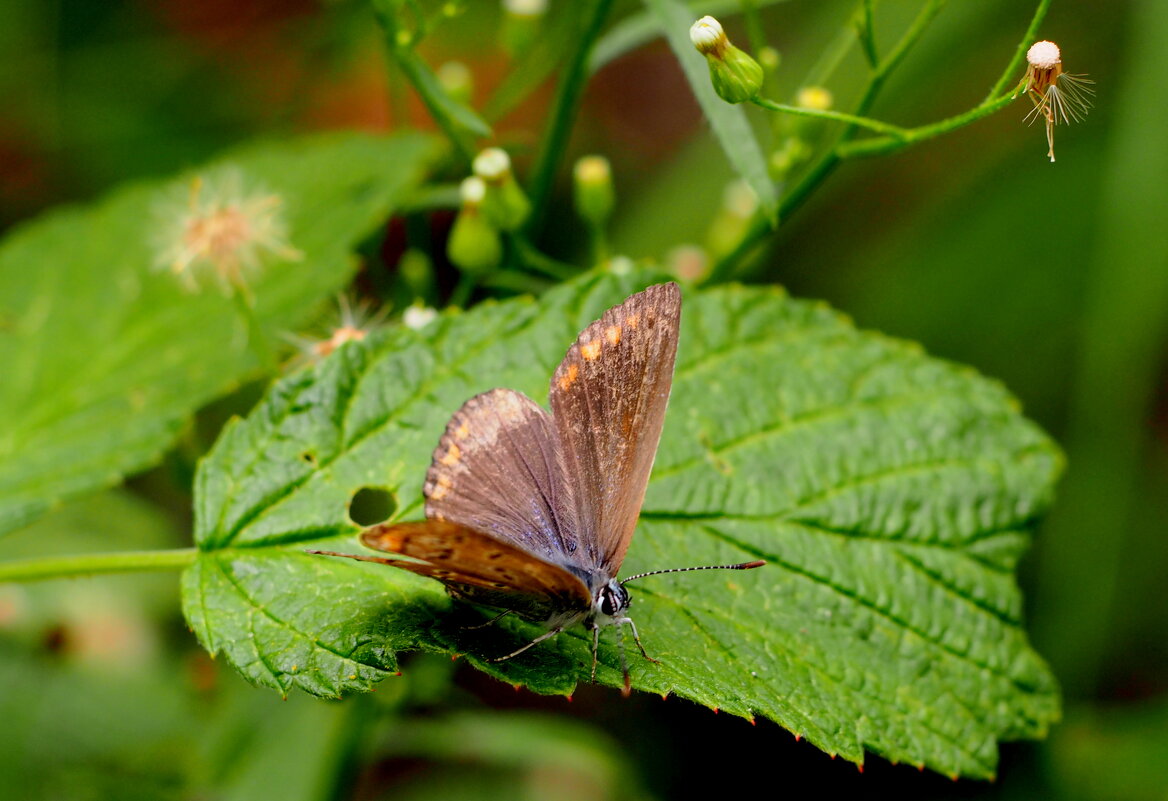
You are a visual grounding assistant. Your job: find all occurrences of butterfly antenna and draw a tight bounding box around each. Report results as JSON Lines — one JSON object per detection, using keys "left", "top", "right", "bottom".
{"left": 620, "top": 560, "right": 765, "bottom": 585}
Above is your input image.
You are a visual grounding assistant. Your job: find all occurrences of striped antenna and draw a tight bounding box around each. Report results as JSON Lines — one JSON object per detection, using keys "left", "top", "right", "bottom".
{"left": 620, "top": 560, "right": 765, "bottom": 585}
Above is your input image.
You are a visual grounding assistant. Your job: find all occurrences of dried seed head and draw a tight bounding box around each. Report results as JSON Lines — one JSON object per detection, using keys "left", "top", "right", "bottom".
{"left": 1026, "top": 41, "right": 1061, "bottom": 70}
{"left": 1021, "top": 40, "right": 1094, "bottom": 162}
{"left": 285, "top": 294, "right": 389, "bottom": 363}
{"left": 153, "top": 167, "right": 301, "bottom": 293}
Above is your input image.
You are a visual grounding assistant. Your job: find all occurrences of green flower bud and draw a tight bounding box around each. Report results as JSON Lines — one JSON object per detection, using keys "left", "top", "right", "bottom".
{"left": 690, "top": 16, "right": 763, "bottom": 104}
{"left": 437, "top": 61, "right": 473, "bottom": 106}
{"left": 501, "top": 0, "right": 546, "bottom": 57}
{"left": 573, "top": 155, "right": 615, "bottom": 230}
{"left": 473, "top": 147, "right": 531, "bottom": 231}
{"left": 447, "top": 177, "right": 502, "bottom": 275}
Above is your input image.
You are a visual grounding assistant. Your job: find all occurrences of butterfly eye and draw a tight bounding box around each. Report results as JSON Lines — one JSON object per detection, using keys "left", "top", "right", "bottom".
{"left": 598, "top": 582, "right": 630, "bottom": 617}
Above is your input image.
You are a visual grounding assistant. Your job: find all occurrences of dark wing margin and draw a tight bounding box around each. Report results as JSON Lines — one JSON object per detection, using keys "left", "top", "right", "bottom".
{"left": 423, "top": 388, "right": 586, "bottom": 570}
{"left": 548, "top": 282, "right": 681, "bottom": 575}
{"left": 361, "top": 520, "right": 592, "bottom": 621}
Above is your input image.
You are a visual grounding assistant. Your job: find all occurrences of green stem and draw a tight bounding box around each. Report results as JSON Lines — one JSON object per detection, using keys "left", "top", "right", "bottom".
{"left": 448, "top": 273, "right": 477, "bottom": 308}
{"left": 511, "top": 236, "right": 578, "bottom": 281}
{"left": 231, "top": 283, "right": 276, "bottom": 370}
{"left": 985, "top": 0, "right": 1052, "bottom": 101}
{"left": 524, "top": 0, "right": 615, "bottom": 238}
{"left": 750, "top": 97, "right": 909, "bottom": 138}
{"left": 0, "top": 548, "right": 198, "bottom": 583}
{"left": 837, "top": 84, "right": 1022, "bottom": 158}
{"left": 372, "top": 2, "right": 488, "bottom": 166}
{"left": 856, "top": 0, "right": 878, "bottom": 67}
{"left": 399, "top": 183, "right": 462, "bottom": 214}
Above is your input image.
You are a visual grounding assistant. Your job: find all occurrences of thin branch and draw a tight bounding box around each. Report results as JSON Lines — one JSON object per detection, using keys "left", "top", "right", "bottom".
{"left": 0, "top": 549, "right": 198, "bottom": 583}
{"left": 985, "top": 0, "right": 1052, "bottom": 101}
{"left": 750, "top": 97, "right": 910, "bottom": 138}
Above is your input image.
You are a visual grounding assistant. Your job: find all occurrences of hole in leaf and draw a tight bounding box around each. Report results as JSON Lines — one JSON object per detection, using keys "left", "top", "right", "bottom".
{"left": 348, "top": 486, "right": 396, "bottom": 527}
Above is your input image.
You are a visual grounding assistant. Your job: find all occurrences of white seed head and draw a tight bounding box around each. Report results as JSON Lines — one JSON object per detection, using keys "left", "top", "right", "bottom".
{"left": 459, "top": 176, "right": 487, "bottom": 205}
{"left": 1027, "top": 41, "right": 1061, "bottom": 69}
{"left": 473, "top": 148, "right": 512, "bottom": 181}
{"left": 152, "top": 167, "right": 300, "bottom": 293}
{"left": 690, "top": 16, "right": 726, "bottom": 56}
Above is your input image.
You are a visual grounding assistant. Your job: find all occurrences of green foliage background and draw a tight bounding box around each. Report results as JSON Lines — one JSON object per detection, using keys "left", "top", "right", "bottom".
{"left": 1, "top": 1, "right": 1164, "bottom": 799}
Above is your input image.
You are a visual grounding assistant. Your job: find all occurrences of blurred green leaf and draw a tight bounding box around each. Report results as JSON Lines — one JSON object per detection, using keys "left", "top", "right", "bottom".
{"left": 642, "top": 0, "right": 777, "bottom": 219}
{"left": 0, "top": 132, "right": 436, "bottom": 535}
{"left": 1048, "top": 697, "right": 1168, "bottom": 801}
{"left": 183, "top": 269, "right": 1060, "bottom": 779}
{"left": 375, "top": 711, "right": 651, "bottom": 801}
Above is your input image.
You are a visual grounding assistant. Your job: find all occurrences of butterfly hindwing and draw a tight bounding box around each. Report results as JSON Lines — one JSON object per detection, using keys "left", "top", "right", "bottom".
{"left": 361, "top": 520, "right": 593, "bottom": 621}
{"left": 548, "top": 283, "right": 681, "bottom": 574}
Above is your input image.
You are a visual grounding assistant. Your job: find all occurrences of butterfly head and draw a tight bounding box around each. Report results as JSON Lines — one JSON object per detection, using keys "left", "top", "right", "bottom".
{"left": 590, "top": 578, "right": 632, "bottom": 626}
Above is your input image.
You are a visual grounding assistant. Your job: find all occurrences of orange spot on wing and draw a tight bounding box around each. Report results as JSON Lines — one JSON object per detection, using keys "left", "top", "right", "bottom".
{"left": 558, "top": 362, "right": 579, "bottom": 391}
{"left": 440, "top": 443, "right": 461, "bottom": 466}
{"left": 625, "top": 313, "right": 640, "bottom": 330}
{"left": 581, "top": 339, "right": 602, "bottom": 361}
{"left": 604, "top": 324, "right": 621, "bottom": 346}
{"left": 430, "top": 474, "right": 453, "bottom": 500}
{"left": 455, "top": 422, "right": 470, "bottom": 439}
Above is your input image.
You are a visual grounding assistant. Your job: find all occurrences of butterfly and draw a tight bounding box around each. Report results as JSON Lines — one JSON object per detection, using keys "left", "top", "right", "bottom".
{"left": 311, "top": 283, "right": 764, "bottom": 694}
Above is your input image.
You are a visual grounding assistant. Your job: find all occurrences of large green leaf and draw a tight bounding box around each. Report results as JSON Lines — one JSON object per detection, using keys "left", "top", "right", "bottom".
{"left": 182, "top": 270, "right": 1061, "bottom": 778}
{"left": 0, "top": 132, "right": 435, "bottom": 535}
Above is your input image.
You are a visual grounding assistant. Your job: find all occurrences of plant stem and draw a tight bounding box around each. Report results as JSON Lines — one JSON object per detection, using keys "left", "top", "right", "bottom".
{"left": 399, "top": 183, "right": 462, "bottom": 214}
{"left": 750, "top": 97, "right": 909, "bottom": 138}
{"left": 985, "top": 0, "right": 1052, "bottom": 102}
{"left": 511, "top": 236, "right": 578, "bottom": 281}
{"left": 0, "top": 548, "right": 198, "bottom": 583}
{"left": 448, "top": 273, "right": 477, "bottom": 308}
{"left": 837, "top": 84, "right": 1022, "bottom": 158}
{"left": 857, "top": 0, "right": 878, "bottom": 67}
{"left": 524, "top": 0, "right": 615, "bottom": 238}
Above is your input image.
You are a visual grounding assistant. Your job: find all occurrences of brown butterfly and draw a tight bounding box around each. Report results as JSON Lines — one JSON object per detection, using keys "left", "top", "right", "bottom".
{"left": 311, "top": 283, "right": 764, "bottom": 694}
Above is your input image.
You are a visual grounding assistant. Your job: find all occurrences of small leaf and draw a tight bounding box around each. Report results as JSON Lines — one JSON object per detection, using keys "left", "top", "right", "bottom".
{"left": 183, "top": 270, "right": 1061, "bottom": 778}
{"left": 642, "top": 0, "right": 778, "bottom": 219}
{"left": 0, "top": 132, "right": 436, "bottom": 535}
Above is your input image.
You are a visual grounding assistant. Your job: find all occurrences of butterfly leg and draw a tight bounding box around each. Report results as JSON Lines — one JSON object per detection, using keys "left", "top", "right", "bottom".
{"left": 590, "top": 626, "right": 601, "bottom": 683}
{"left": 616, "top": 625, "right": 631, "bottom": 697}
{"left": 461, "top": 609, "right": 512, "bottom": 631}
{"left": 625, "top": 618, "right": 661, "bottom": 664}
{"left": 486, "top": 625, "right": 565, "bottom": 662}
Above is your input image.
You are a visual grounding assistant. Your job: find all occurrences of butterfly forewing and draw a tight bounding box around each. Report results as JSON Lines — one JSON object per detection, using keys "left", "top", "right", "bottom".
{"left": 548, "top": 283, "right": 681, "bottom": 574}
{"left": 361, "top": 520, "right": 592, "bottom": 621}
{"left": 423, "top": 388, "right": 585, "bottom": 570}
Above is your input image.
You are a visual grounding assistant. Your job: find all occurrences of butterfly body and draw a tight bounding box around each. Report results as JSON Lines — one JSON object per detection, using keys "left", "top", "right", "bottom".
{"left": 313, "top": 283, "right": 763, "bottom": 693}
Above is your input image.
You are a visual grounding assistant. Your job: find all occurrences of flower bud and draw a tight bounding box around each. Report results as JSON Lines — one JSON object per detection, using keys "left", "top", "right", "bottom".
{"left": 690, "top": 16, "right": 763, "bottom": 104}
{"left": 437, "top": 61, "right": 473, "bottom": 106}
{"left": 447, "top": 177, "right": 502, "bottom": 275}
{"left": 796, "top": 86, "right": 833, "bottom": 112}
{"left": 501, "top": 0, "right": 547, "bottom": 57}
{"left": 573, "top": 155, "right": 615, "bottom": 230}
{"left": 473, "top": 147, "right": 531, "bottom": 231}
